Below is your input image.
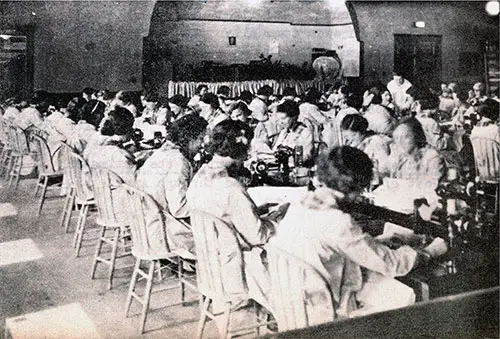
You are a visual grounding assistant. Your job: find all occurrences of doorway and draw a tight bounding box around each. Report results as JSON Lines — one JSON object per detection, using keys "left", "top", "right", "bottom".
{"left": 394, "top": 34, "right": 442, "bottom": 88}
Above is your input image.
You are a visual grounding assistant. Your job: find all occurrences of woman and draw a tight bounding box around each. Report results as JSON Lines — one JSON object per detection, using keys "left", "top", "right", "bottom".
{"left": 186, "top": 119, "right": 288, "bottom": 309}
{"left": 187, "top": 84, "right": 208, "bottom": 112}
{"left": 66, "top": 99, "right": 106, "bottom": 154}
{"left": 199, "top": 92, "right": 228, "bottom": 129}
{"left": 387, "top": 117, "right": 446, "bottom": 182}
{"left": 113, "top": 90, "right": 138, "bottom": 117}
{"left": 271, "top": 101, "right": 314, "bottom": 165}
{"left": 363, "top": 87, "right": 396, "bottom": 136}
{"left": 340, "top": 114, "right": 391, "bottom": 180}
{"left": 84, "top": 106, "right": 136, "bottom": 184}
{"left": 270, "top": 146, "right": 447, "bottom": 321}
{"left": 135, "top": 114, "right": 208, "bottom": 257}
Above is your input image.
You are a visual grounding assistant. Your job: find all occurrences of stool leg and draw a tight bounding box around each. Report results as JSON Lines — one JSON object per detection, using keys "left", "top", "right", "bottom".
{"left": 107, "top": 228, "right": 120, "bottom": 290}
{"left": 91, "top": 225, "right": 107, "bottom": 280}
{"left": 125, "top": 258, "right": 141, "bottom": 318}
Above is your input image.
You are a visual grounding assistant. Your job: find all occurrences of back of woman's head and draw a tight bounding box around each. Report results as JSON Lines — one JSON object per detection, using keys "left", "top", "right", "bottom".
{"left": 217, "top": 86, "right": 231, "bottom": 98}
{"left": 367, "top": 86, "right": 384, "bottom": 105}
{"left": 257, "top": 85, "right": 273, "bottom": 97}
{"left": 200, "top": 93, "right": 220, "bottom": 109}
{"left": 340, "top": 114, "right": 368, "bottom": 133}
{"left": 66, "top": 97, "right": 85, "bottom": 122}
{"left": 395, "top": 117, "right": 427, "bottom": 149}
{"left": 303, "top": 87, "right": 321, "bottom": 104}
{"left": 81, "top": 99, "right": 106, "bottom": 128}
{"left": 101, "top": 106, "right": 134, "bottom": 136}
{"left": 276, "top": 100, "right": 300, "bottom": 118}
{"left": 195, "top": 84, "right": 208, "bottom": 95}
{"left": 239, "top": 90, "right": 253, "bottom": 104}
{"left": 167, "top": 114, "right": 208, "bottom": 149}
{"left": 317, "top": 146, "right": 373, "bottom": 195}
{"left": 116, "top": 91, "right": 134, "bottom": 105}
{"left": 283, "top": 87, "right": 297, "bottom": 98}
{"left": 206, "top": 119, "right": 254, "bottom": 160}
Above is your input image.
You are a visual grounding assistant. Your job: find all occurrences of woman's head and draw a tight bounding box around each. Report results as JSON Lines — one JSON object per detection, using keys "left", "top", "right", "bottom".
{"left": 167, "top": 114, "right": 208, "bottom": 158}
{"left": 229, "top": 101, "right": 252, "bottom": 122}
{"left": 195, "top": 84, "right": 208, "bottom": 96}
{"left": 392, "top": 117, "right": 427, "bottom": 154}
{"left": 65, "top": 97, "right": 85, "bottom": 122}
{"left": 99, "top": 106, "right": 134, "bottom": 136}
{"left": 199, "top": 93, "right": 219, "bottom": 117}
{"left": 340, "top": 114, "right": 368, "bottom": 147}
{"left": 80, "top": 99, "right": 106, "bottom": 128}
{"left": 303, "top": 87, "right": 321, "bottom": 104}
{"left": 206, "top": 119, "right": 254, "bottom": 161}
{"left": 276, "top": 100, "right": 300, "bottom": 130}
{"left": 316, "top": 146, "right": 373, "bottom": 196}
{"left": 114, "top": 90, "right": 134, "bottom": 106}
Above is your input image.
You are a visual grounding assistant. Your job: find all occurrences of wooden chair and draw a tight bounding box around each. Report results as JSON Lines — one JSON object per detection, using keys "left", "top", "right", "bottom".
{"left": 59, "top": 143, "right": 96, "bottom": 256}
{"left": 6, "top": 124, "right": 31, "bottom": 189}
{"left": 190, "top": 210, "right": 269, "bottom": 339}
{"left": 122, "top": 184, "right": 196, "bottom": 334}
{"left": 31, "top": 134, "right": 64, "bottom": 215}
{"left": 0, "top": 120, "right": 13, "bottom": 178}
{"left": 470, "top": 137, "right": 500, "bottom": 216}
{"left": 265, "top": 244, "right": 336, "bottom": 333}
{"left": 88, "top": 167, "right": 132, "bottom": 290}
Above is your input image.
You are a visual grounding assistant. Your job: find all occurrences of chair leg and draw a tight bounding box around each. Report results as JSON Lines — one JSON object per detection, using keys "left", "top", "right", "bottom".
{"left": 13, "top": 155, "right": 23, "bottom": 189}
{"left": 60, "top": 189, "right": 72, "bottom": 229}
{"left": 74, "top": 204, "right": 90, "bottom": 257}
{"left": 221, "top": 302, "right": 232, "bottom": 339}
{"left": 91, "top": 225, "right": 107, "bottom": 280}
{"left": 34, "top": 176, "right": 41, "bottom": 197}
{"left": 107, "top": 228, "right": 120, "bottom": 290}
{"left": 63, "top": 191, "right": 76, "bottom": 233}
{"left": 178, "top": 258, "right": 186, "bottom": 304}
{"left": 36, "top": 176, "right": 49, "bottom": 215}
{"left": 196, "top": 295, "right": 211, "bottom": 339}
{"left": 7, "top": 155, "right": 17, "bottom": 189}
{"left": 125, "top": 258, "right": 141, "bottom": 318}
{"left": 139, "top": 260, "right": 155, "bottom": 334}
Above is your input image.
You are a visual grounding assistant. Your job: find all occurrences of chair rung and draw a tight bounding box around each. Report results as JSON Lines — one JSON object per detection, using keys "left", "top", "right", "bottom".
{"left": 95, "top": 257, "right": 112, "bottom": 265}
{"left": 136, "top": 269, "right": 149, "bottom": 279}
{"left": 130, "top": 291, "right": 145, "bottom": 304}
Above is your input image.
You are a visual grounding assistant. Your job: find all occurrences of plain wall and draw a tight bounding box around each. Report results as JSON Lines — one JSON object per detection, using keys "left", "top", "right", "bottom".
{"left": 350, "top": 1, "right": 499, "bottom": 89}
{"left": 0, "top": 1, "right": 154, "bottom": 93}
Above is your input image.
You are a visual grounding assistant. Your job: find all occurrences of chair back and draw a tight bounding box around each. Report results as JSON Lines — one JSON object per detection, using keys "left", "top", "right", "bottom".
{"left": 30, "top": 134, "right": 57, "bottom": 174}
{"left": 190, "top": 210, "right": 244, "bottom": 301}
{"left": 121, "top": 183, "right": 171, "bottom": 259}
{"left": 61, "top": 142, "right": 92, "bottom": 201}
{"left": 7, "top": 124, "right": 29, "bottom": 154}
{"left": 88, "top": 167, "right": 125, "bottom": 228}
{"left": 265, "top": 244, "right": 336, "bottom": 332}
{"left": 470, "top": 137, "right": 500, "bottom": 181}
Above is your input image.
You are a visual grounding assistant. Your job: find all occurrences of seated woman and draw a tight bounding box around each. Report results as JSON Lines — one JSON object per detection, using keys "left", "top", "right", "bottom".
{"left": 187, "top": 84, "right": 208, "bottom": 113}
{"left": 113, "top": 90, "right": 138, "bottom": 117}
{"left": 199, "top": 92, "right": 228, "bottom": 130}
{"left": 362, "top": 87, "right": 396, "bottom": 136}
{"left": 272, "top": 101, "right": 314, "bottom": 165}
{"left": 340, "top": 114, "right": 391, "bottom": 180}
{"left": 186, "top": 119, "right": 288, "bottom": 308}
{"left": 470, "top": 99, "right": 500, "bottom": 142}
{"left": 270, "top": 146, "right": 447, "bottom": 320}
{"left": 66, "top": 99, "right": 106, "bottom": 154}
{"left": 135, "top": 115, "right": 208, "bottom": 258}
{"left": 84, "top": 106, "right": 137, "bottom": 185}
{"left": 387, "top": 117, "right": 446, "bottom": 182}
